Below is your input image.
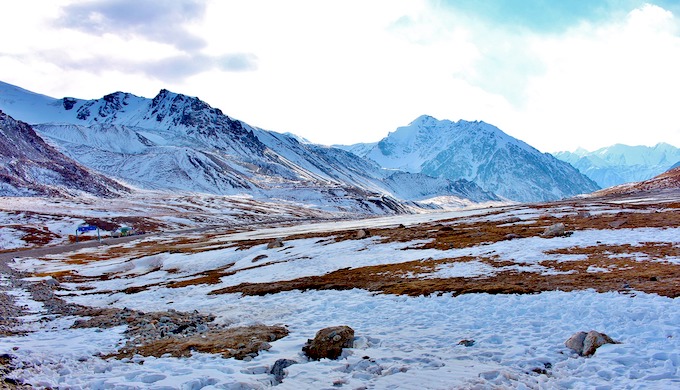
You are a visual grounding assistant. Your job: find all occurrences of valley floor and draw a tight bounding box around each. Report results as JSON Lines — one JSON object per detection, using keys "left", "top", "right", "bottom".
{"left": 0, "top": 192, "right": 679, "bottom": 389}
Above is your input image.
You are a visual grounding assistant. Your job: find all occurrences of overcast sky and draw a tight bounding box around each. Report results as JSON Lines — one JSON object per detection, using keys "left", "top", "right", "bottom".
{"left": 1, "top": 0, "right": 679, "bottom": 152}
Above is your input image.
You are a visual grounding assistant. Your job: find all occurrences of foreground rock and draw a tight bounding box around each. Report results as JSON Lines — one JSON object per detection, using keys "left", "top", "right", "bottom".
{"left": 565, "top": 330, "right": 619, "bottom": 357}
{"left": 302, "top": 326, "right": 355, "bottom": 360}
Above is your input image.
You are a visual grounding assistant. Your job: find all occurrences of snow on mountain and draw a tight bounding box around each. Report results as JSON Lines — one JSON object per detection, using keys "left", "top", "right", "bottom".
{"left": 554, "top": 143, "right": 680, "bottom": 188}
{"left": 254, "top": 129, "right": 499, "bottom": 203}
{"left": 352, "top": 115, "right": 598, "bottom": 202}
{"left": 0, "top": 110, "right": 128, "bottom": 197}
{"left": 334, "top": 141, "right": 378, "bottom": 157}
{"left": 0, "top": 81, "right": 498, "bottom": 212}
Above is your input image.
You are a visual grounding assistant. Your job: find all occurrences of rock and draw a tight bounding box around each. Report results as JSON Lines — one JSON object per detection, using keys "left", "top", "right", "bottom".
{"left": 302, "top": 326, "right": 355, "bottom": 360}
{"left": 565, "top": 331, "right": 587, "bottom": 354}
{"left": 270, "top": 358, "right": 297, "bottom": 383}
{"left": 458, "top": 339, "right": 475, "bottom": 347}
{"left": 609, "top": 219, "right": 627, "bottom": 228}
{"left": 499, "top": 217, "right": 521, "bottom": 224}
{"left": 577, "top": 210, "right": 591, "bottom": 218}
{"left": 504, "top": 233, "right": 521, "bottom": 240}
{"left": 355, "top": 229, "right": 370, "bottom": 239}
{"left": 541, "top": 223, "right": 566, "bottom": 238}
{"left": 267, "top": 238, "right": 284, "bottom": 249}
{"left": 565, "top": 330, "right": 618, "bottom": 356}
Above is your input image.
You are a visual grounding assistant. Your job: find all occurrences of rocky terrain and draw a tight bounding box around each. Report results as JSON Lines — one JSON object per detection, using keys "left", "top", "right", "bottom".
{"left": 0, "top": 110, "right": 128, "bottom": 197}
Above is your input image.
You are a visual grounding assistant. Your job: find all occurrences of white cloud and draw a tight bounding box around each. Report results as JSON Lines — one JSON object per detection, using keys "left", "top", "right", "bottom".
{"left": 0, "top": 1, "right": 678, "bottom": 152}
{"left": 517, "top": 4, "right": 680, "bottom": 151}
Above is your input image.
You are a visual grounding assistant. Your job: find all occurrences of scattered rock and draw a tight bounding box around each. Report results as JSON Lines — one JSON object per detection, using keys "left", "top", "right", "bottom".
{"left": 504, "top": 233, "right": 521, "bottom": 241}
{"left": 577, "top": 211, "right": 591, "bottom": 218}
{"left": 270, "top": 359, "right": 297, "bottom": 384}
{"left": 565, "top": 330, "right": 619, "bottom": 357}
{"left": 302, "top": 325, "right": 355, "bottom": 360}
{"left": 438, "top": 226, "right": 453, "bottom": 232}
{"left": 499, "top": 217, "right": 521, "bottom": 224}
{"left": 267, "top": 238, "right": 284, "bottom": 249}
{"left": 541, "top": 223, "right": 566, "bottom": 238}
{"left": 355, "top": 229, "right": 371, "bottom": 239}
{"left": 458, "top": 339, "right": 475, "bottom": 347}
{"left": 609, "top": 219, "right": 627, "bottom": 228}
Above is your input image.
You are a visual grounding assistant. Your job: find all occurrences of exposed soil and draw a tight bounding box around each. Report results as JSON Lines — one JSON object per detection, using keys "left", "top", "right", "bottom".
{"left": 106, "top": 325, "right": 289, "bottom": 360}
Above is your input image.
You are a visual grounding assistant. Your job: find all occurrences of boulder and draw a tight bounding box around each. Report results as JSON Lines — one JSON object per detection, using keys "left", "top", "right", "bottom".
{"left": 541, "top": 223, "right": 566, "bottom": 238}
{"left": 270, "top": 358, "right": 297, "bottom": 384}
{"left": 355, "top": 229, "right": 371, "bottom": 239}
{"left": 267, "top": 238, "right": 284, "bottom": 249}
{"left": 302, "top": 326, "right": 355, "bottom": 360}
{"left": 565, "top": 330, "right": 618, "bottom": 357}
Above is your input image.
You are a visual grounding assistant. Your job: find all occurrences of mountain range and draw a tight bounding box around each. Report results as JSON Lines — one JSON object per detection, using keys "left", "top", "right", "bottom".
{"left": 339, "top": 115, "right": 599, "bottom": 202}
{"left": 554, "top": 144, "right": 680, "bottom": 188}
{"left": 0, "top": 81, "right": 500, "bottom": 213}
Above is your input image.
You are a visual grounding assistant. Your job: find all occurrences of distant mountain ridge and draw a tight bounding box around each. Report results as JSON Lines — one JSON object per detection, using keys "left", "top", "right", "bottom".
{"left": 554, "top": 143, "right": 680, "bottom": 189}
{"left": 341, "top": 115, "right": 599, "bottom": 202}
{"left": 0, "top": 81, "right": 499, "bottom": 213}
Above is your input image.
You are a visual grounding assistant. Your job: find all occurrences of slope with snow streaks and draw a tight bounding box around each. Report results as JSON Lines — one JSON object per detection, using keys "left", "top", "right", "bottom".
{"left": 0, "top": 111, "right": 128, "bottom": 197}
{"left": 593, "top": 166, "right": 680, "bottom": 197}
{"left": 359, "top": 115, "right": 599, "bottom": 202}
{"left": 255, "top": 130, "right": 500, "bottom": 203}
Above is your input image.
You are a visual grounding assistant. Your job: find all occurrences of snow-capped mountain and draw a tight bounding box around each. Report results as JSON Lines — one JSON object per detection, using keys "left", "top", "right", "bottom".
{"left": 0, "top": 110, "right": 127, "bottom": 197}
{"left": 554, "top": 143, "right": 680, "bottom": 188}
{"left": 0, "top": 81, "right": 498, "bottom": 211}
{"left": 342, "top": 115, "right": 599, "bottom": 202}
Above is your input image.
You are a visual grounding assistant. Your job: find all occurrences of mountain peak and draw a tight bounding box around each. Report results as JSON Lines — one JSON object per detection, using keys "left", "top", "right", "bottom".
{"left": 362, "top": 116, "right": 599, "bottom": 202}
{"left": 409, "top": 114, "right": 439, "bottom": 126}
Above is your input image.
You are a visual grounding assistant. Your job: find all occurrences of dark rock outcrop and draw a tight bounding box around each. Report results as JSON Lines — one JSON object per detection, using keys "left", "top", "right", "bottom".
{"left": 270, "top": 359, "right": 297, "bottom": 384}
{"left": 302, "top": 326, "right": 355, "bottom": 360}
{"left": 0, "top": 110, "right": 127, "bottom": 197}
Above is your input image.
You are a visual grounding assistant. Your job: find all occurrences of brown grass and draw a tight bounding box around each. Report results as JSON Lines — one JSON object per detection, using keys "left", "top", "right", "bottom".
{"left": 210, "top": 250, "right": 680, "bottom": 298}
{"left": 106, "top": 325, "right": 289, "bottom": 360}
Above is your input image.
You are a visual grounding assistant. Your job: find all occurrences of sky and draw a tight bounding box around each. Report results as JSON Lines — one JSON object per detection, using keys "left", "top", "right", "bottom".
{"left": 1, "top": 0, "right": 679, "bottom": 152}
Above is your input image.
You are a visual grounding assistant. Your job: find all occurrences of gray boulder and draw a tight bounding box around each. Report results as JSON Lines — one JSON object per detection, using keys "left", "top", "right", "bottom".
{"left": 565, "top": 330, "right": 618, "bottom": 357}
{"left": 267, "top": 238, "right": 284, "bottom": 249}
{"left": 541, "top": 223, "right": 566, "bottom": 238}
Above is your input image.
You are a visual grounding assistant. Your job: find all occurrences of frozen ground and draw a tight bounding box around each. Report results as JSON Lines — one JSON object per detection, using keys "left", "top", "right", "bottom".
{"left": 1, "top": 197, "right": 679, "bottom": 389}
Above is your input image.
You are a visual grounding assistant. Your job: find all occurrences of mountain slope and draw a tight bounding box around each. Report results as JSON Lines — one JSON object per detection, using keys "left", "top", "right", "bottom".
{"left": 351, "top": 115, "right": 598, "bottom": 202}
{"left": 592, "top": 165, "right": 680, "bottom": 198}
{"left": 0, "top": 110, "right": 128, "bottom": 197}
{"left": 0, "top": 81, "right": 498, "bottom": 212}
{"left": 554, "top": 143, "right": 680, "bottom": 188}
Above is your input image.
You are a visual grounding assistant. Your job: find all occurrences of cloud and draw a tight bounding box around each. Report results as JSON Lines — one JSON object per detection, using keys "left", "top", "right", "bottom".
{"left": 45, "top": 0, "right": 258, "bottom": 81}
{"left": 17, "top": 50, "right": 258, "bottom": 83}
{"left": 57, "top": 0, "right": 207, "bottom": 51}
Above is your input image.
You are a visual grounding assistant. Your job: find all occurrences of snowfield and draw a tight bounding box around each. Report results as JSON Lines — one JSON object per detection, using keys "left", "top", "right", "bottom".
{"left": 1, "top": 197, "right": 679, "bottom": 389}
